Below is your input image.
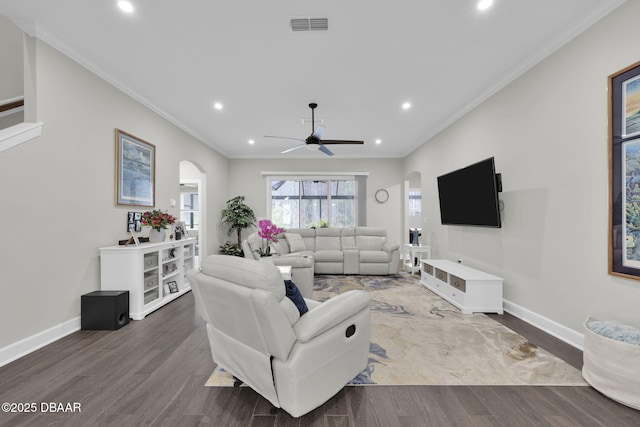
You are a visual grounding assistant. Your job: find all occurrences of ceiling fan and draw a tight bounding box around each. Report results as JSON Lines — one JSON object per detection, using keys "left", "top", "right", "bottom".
{"left": 264, "top": 103, "right": 364, "bottom": 156}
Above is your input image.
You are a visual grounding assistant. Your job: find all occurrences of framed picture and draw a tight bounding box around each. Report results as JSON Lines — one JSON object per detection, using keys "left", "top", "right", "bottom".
{"left": 174, "top": 221, "right": 187, "bottom": 240}
{"left": 167, "top": 281, "right": 179, "bottom": 293}
{"left": 609, "top": 60, "right": 640, "bottom": 280}
{"left": 115, "top": 129, "right": 155, "bottom": 207}
{"left": 127, "top": 211, "right": 143, "bottom": 232}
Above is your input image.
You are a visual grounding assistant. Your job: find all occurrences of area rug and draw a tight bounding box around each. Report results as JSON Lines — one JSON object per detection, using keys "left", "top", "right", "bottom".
{"left": 206, "top": 273, "right": 587, "bottom": 386}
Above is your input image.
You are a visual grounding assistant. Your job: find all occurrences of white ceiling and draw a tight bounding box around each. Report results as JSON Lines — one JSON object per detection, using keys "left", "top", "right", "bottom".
{"left": 0, "top": 0, "right": 625, "bottom": 159}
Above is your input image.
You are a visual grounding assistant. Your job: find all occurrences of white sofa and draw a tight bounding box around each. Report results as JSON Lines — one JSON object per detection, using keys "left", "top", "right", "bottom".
{"left": 243, "top": 227, "right": 399, "bottom": 295}
{"left": 242, "top": 234, "right": 315, "bottom": 298}
{"left": 277, "top": 227, "right": 400, "bottom": 275}
{"left": 187, "top": 255, "right": 371, "bottom": 418}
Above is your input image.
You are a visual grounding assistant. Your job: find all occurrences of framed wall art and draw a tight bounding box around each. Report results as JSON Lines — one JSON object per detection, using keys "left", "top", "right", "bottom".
{"left": 127, "top": 211, "right": 143, "bottom": 232}
{"left": 609, "top": 60, "right": 640, "bottom": 280}
{"left": 115, "top": 129, "right": 155, "bottom": 207}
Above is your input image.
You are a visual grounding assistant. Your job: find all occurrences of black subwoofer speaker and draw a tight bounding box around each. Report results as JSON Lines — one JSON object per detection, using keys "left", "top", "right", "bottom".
{"left": 81, "top": 290, "right": 130, "bottom": 330}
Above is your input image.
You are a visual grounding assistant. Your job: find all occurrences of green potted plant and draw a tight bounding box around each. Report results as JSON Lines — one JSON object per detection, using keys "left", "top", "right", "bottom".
{"left": 220, "top": 196, "right": 256, "bottom": 256}
{"left": 218, "top": 241, "right": 243, "bottom": 257}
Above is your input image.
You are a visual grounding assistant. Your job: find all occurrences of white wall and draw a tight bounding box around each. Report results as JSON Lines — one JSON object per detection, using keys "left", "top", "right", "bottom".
{"left": 227, "top": 158, "right": 405, "bottom": 246}
{"left": 0, "top": 15, "right": 22, "bottom": 101}
{"left": 404, "top": 0, "right": 640, "bottom": 334}
{"left": 0, "top": 37, "right": 228, "bottom": 351}
{"left": 0, "top": 16, "right": 24, "bottom": 129}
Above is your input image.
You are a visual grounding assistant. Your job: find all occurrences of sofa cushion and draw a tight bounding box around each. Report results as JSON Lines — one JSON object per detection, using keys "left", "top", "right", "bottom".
{"left": 356, "top": 235, "right": 385, "bottom": 251}
{"left": 316, "top": 228, "right": 341, "bottom": 237}
{"left": 246, "top": 233, "right": 264, "bottom": 256}
{"left": 341, "top": 228, "right": 356, "bottom": 248}
{"left": 316, "top": 236, "right": 341, "bottom": 251}
{"left": 359, "top": 250, "right": 390, "bottom": 263}
{"left": 314, "top": 250, "right": 343, "bottom": 262}
{"left": 286, "top": 233, "right": 307, "bottom": 252}
{"left": 356, "top": 227, "right": 387, "bottom": 237}
{"left": 271, "top": 238, "right": 290, "bottom": 255}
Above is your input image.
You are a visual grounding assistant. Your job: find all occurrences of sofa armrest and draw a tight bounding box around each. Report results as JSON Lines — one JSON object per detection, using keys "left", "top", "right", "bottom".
{"left": 273, "top": 254, "right": 313, "bottom": 268}
{"left": 383, "top": 243, "right": 399, "bottom": 253}
{"left": 293, "top": 290, "right": 370, "bottom": 343}
{"left": 242, "top": 240, "right": 259, "bottom": 260}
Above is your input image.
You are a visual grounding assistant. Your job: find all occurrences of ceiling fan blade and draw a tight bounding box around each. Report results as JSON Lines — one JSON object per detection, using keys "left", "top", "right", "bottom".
{"left": 319, "top": 139, "right": 365, "bottom": 145}
{"left": 265, "top": 135, "right": 305, "bottom": 142}
{"left": 312, "top": 125, "right": 326, "bottom": 139}
{"left": 281, "top": 144, "right": 307, "bottom": 154}
{"left": 318, "top": 145, "right": 334, "bottom": 156}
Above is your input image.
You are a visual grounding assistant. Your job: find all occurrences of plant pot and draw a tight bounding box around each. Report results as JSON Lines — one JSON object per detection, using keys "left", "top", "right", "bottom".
{"left": 149, "top": 228, "right": 166, "bottom": 243}
{"left": 259, "top": 256, "right": 274, "bottom": 264}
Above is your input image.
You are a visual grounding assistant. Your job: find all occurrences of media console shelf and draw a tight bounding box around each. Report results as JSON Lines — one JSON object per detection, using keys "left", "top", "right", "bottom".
{"left": 99, "top": 238, "right": 197, "bottom": 320}
{"left": 420, "top": 259, "right": 503, "bottom": 314}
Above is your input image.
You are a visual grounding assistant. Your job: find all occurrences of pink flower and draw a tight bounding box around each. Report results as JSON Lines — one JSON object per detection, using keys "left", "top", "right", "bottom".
{"left": 256, "top": 220, "right": 285, "bottom": 256}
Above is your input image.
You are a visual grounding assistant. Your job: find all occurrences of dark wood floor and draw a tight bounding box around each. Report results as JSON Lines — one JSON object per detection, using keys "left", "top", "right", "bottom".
{"left": 1, "top": 292, "right": 638, "bottom": 427}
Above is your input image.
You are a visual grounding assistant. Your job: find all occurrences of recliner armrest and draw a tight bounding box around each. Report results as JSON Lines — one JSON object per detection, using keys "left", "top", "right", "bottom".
{"left": 293, "top": 290, "right": 370, "bottom": 343}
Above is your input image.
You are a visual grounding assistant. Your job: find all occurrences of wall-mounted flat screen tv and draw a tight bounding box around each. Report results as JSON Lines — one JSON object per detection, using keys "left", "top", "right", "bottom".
{"left": 437, "top": 157, "right": 501, "bottom": 228}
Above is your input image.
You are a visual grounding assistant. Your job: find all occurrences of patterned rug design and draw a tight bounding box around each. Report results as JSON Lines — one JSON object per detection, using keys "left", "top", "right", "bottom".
{"left": 206, "top": 273, "right": 587, "bottom": 386}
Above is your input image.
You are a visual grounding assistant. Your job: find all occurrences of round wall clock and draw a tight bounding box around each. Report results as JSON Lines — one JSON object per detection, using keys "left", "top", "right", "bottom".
{"left": 375, "top": 189, "right": 389, "bottom": 203}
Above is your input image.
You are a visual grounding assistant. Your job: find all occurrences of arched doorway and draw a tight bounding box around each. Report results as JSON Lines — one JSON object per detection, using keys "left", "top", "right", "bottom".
{"left": 404, "top": 171, "right": 422, "bottom": 244}
{"left": 179, "top": 160, "right": 206, "bottom": 268}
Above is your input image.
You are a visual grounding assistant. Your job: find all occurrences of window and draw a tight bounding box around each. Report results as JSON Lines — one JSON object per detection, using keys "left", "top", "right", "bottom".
{"left": 180, "top": 187, "right": 200, "bottom": 230}
{"left": 269, "top": 177, "right": 359, "bottom": 228}
{"left": 408, "top": 189, "right": 422, "bottom": 217}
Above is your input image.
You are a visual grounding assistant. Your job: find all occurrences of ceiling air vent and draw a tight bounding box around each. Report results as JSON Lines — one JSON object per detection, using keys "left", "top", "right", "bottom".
{"left": 290, "top": 18, "right": 328, "bottom": 32}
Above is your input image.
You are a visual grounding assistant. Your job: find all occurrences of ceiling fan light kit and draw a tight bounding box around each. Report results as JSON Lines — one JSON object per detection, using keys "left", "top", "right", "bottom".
{"left": 264, "top": 103, "right": 364, "bottom": 156}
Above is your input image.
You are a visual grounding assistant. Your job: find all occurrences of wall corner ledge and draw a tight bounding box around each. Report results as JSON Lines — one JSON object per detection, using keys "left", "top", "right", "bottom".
{"left": 0, "top": 122, "right": 44, "bottom": 153}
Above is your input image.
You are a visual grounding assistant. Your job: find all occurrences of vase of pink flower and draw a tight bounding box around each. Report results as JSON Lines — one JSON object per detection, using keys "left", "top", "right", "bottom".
{"left": 255, "top": 219, "right": 285, "bottom": 258}
{"left": 141, "top": 209, "right": 176, "bottom": 242}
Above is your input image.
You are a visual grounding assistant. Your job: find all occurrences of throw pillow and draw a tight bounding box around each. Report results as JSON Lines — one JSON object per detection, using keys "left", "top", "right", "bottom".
{"left": 285, "top": 233, "right": 306, "bottom": 253}
{"left": 284, "top": 280, "right": 308, "bottom": 315}
{"left": 271, "top": 238, "right": 290, "bottom": 255}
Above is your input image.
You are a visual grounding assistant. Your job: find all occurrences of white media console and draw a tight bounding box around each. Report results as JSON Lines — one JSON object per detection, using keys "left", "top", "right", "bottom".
{"left": 420, "top": 259, "right": 503, "bottom": 314}
{"left": 99, "top": 238, "right": 197, "bottom": 320}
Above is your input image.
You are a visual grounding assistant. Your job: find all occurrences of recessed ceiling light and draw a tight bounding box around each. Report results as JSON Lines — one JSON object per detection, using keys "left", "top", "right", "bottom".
{"left": 375, "top": 139, "right": 382, "bottom": 145}
{"left": 402, "top": 102, "right": 411, "bottom": 110}
{"left": 213, "top": 102, "right": 223, "bottom": 110}
{"left": 477, "top": 0, "right": 493, "bottom": 11}
{"left": 117, "top": 1, "right": 134, "bottom": 13}
{"left": 248, "top": 139, "right": 255, "bottom": 145}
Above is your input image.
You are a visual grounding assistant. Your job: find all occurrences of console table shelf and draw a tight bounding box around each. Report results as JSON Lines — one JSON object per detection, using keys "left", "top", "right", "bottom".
{"left": 420, "top": 259, "right": 503, "bottom": 314}
{"left": 100, "top": 238, "right": 196, "bottom": 320}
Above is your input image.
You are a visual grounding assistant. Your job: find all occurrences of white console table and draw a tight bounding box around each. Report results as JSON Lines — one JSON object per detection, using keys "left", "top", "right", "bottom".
{"left": 403, "top": 244, "right": 431, "bottom": 274}
{"left": 99, "top": 238, "right": 197, "bottom": 320}
{"left": 420, "top": 259, "right": 503, "bottom": 314}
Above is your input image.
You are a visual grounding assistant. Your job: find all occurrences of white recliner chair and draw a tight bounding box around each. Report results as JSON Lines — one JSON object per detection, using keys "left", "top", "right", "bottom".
{"left": 187, "top": 255, "right": 371, "bottom": 418}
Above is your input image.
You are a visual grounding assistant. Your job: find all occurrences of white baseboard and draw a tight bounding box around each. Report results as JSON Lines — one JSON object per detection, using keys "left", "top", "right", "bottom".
{"left": 0, "top": 316, "right": 81, "bottom": 368}
{"left": 503, "top": 299, "right": 584, "bottom": 350}
{"left": 0, "top": 301, "right": 586, "bottom": 367}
